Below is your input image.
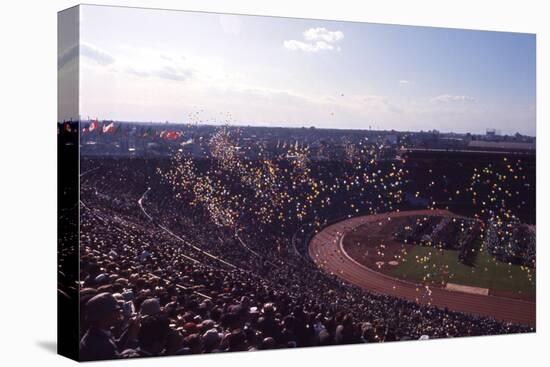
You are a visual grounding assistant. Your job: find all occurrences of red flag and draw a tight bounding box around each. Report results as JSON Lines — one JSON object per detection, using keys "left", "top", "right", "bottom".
{"left": 102, "top": 121, "right": 115, "bottom": 133}
{"left": 89, "top": 119, "right": 99, "bottom": 132}
{"left": 165, "top": 131, "right": 182, "bottom": 140}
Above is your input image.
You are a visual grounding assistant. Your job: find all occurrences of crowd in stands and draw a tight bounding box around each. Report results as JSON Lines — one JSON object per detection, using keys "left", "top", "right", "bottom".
{"left": 73, "top": 156, "right": 534, "bottom": 361}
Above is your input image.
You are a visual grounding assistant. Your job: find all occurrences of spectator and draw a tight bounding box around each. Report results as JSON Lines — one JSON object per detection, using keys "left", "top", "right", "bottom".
{"left": 79, "top": 293, "right": 122, "bottom": 361}
{"left": 122, "top": 315, "right": 170, "bottom": 358}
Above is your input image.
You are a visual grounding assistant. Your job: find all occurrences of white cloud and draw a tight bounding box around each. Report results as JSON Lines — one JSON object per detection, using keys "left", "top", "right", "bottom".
{"left": 284, "top": 27, "right": 344, "bottom": 52}
{"left": 124, "top": 63, "right": 194, "bottom": 82}
{"left": 283, "top": 40, "right": 337, "bottom": 52}
{"left": 357, "top": 95, "right": 403, "bottom": 114}
{"left": 430, "top": 94, "right": 475, "bottom": 103}
{"left": 303, "top": 27, "right": 344, "bottom": 43}
{"left": 58, "top": 43, "right": 79, "bottom": 70}
{"left": 80, "top": 43, "right": 115, "bottom": 65}
{"left": 399, "top": 80, "right": 410, "bottom": 85}
{"left": 153, "top": 65, "right": 193, "bottom": 81}
{"left": 81, "top": 44, "right": 196, "bottom": 83}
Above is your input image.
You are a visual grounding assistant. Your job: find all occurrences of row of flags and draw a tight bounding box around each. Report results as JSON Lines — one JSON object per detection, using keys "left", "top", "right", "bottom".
{"left": 76, "top": 120, "right": 184, "bottom": 140}
{"left": 82, "top": 120, "right": 117, "bottom": 134}
{"left": 59, "top": 120, "right": 185, "bottom": 142}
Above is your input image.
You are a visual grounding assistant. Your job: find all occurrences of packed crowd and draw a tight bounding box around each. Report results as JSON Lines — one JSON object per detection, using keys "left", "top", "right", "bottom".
{"left": 486, "top": 220, "right": 536, "bottom": 268}
{"left": 77, "top": 150, "right": 534, "bottom": 361}
{"left": 393, "top": 216, "right": 483, "bottom": 266}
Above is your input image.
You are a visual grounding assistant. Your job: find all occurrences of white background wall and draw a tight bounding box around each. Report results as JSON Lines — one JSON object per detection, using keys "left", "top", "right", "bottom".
{"left": 0, "top": 0, "right": 547, "bottom": 366}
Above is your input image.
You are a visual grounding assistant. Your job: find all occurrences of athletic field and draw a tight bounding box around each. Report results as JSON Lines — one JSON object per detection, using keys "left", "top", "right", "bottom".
{"left": 391, "top": 245, "right": 536, "bottom": 299}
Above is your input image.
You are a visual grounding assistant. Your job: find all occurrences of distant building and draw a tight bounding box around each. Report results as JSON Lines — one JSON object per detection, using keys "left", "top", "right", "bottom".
{"left": 468, "top": 140, "right": 535, "bottom": 151}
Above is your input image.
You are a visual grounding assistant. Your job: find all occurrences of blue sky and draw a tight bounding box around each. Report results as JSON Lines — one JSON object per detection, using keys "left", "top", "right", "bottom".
{"left": 68, "top": 5, "right": 536, "bottom": 135}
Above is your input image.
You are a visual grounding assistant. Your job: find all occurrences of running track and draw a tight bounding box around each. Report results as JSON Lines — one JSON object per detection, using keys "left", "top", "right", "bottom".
{"left": 308, "top": 210, "right": 536, "bottom": 327}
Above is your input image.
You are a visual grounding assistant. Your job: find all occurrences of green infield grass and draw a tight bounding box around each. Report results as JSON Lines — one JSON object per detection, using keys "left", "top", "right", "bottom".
{"left": 390, "top": 245, "right": 535, "bottom": 297}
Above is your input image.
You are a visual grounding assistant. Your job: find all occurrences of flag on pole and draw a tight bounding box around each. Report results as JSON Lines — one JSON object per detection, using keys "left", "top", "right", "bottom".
{"left": 165, "top": 131, "right": 182, "bottom": 140}
{"left": 180, "top": 138, "right": 193, "bottom": 146}
{"left": 102, "top": 121, "right": 115, "bottom": 133}
{"left": 89, "top": 119, "right": 99, "bottom": 132}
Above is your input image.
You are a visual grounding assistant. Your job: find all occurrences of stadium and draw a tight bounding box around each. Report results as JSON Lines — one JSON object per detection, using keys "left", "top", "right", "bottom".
{"left": 58, "top": 122, "right": 536, "bottom": 360}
